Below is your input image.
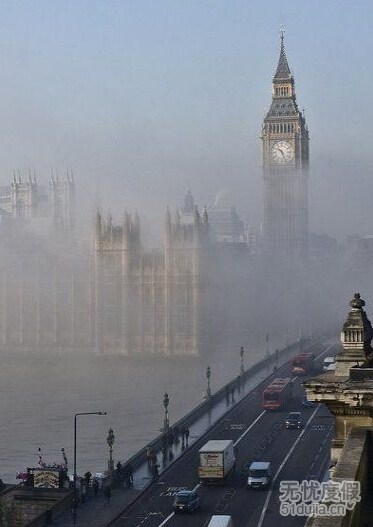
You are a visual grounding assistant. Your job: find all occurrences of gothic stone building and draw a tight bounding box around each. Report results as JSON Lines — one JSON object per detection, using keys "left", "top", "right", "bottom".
{"left": 91, "top": 204, "right": 210, "bottom": 355}
{"left": 262, "top": 32, "right": 309, "bottom": 261}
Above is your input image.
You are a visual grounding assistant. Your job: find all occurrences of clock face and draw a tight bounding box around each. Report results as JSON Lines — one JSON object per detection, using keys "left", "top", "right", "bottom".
{"left": 270, "top": 141, "right": 294, "bottom": 164}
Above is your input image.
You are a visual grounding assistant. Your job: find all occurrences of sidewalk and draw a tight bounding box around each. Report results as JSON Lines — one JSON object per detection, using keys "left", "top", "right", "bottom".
{"left": 53, "top": 343, "right": 306, "bottom": 526}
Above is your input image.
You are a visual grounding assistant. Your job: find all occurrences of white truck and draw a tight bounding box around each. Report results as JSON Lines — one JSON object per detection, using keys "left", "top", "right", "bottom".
{"left": 198, "top": 440, "right": 235, "bottom": 485}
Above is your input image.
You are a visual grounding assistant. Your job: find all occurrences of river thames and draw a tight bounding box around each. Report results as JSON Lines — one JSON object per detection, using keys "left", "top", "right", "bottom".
{"left": 0, "top": 338, "right": 287, "bottom": 482}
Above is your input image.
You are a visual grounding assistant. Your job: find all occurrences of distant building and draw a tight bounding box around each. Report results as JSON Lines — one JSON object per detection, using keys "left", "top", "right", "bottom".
{"left": 346, "top": 235, "right": 373, "bottom": 268}
{"left": 261, "top": 30, "right": 309, "bottom": 261}
{"left": 305, "top": 293, "right": 373, "bottom": 526}
{"left": 208, "top": 205, "right": 245, "bottom": 245}
{"left": 0, "top": 171, "right": 75, "bottom": 231}
{"left": 91, "top": 203, "right": 210, "bottom": 355}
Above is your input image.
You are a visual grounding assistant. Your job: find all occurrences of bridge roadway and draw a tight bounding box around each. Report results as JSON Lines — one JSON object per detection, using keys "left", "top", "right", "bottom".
{"left": 108, "top": 339, "right": 336, "bottom": 527}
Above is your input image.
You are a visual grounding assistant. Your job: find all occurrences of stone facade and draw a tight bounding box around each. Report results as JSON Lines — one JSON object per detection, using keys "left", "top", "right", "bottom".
{"left": 0, "top": 171, "right": 75, "bottom": 231}
{"left": 91, "top": 205, "right": 210, "bottom": 355}
{"left": 261, "top": 31, "right": 309, "bottom": 261}
{"left": 305, "top": 294, "right": 373, "bottom": 463}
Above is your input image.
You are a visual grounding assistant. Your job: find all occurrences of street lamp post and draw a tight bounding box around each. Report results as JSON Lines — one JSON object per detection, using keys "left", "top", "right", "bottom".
{"left": 265, "top": 332, "right": 270, "bottom": 359}
{"left": 107, "top": 428, "right": 115, "bottom": 472}
{"left": 205, "top": 366, "right": 211, "bottom": 398}
{"left": 163, "top": 393, "right": 170, "bottom": 432}
{"left": 240, "top": 346, "right": 245, "bottom": 375}
{"left": 74, "top": 411, "right": 107, "bottom": 495}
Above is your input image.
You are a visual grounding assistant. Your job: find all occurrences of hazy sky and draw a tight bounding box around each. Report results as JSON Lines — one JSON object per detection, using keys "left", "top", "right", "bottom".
{"left": 0, "top": 0, "right": 372, "bottom": 237}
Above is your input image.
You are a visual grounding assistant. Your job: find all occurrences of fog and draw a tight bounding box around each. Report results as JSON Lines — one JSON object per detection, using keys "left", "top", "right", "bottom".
{"left": 0, "top": 0, "right": 373, "bottom": 478}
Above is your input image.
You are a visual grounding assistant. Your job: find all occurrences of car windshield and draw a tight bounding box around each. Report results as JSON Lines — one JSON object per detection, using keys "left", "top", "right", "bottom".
{"left": 175, "top": 495, "right": 190, "bottom": 504}
{"left": 288, "top": 413, "right": 300, "bottom": 420}
{"left": 249, "top": 469, "right": 268, "bottom": 478}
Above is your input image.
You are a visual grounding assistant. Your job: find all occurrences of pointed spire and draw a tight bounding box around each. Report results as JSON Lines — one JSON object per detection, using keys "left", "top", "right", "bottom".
{"left": 95, "top": 208, "right": 102, "bottom": 231}
{"left": 194, "top": 205, "right": 200, "bottom": 224}
{"left": 203, "top": 206, "right": 208, "bottom": 224}
{"left": 274, "top": 27, "right": 291, "bottom": 80}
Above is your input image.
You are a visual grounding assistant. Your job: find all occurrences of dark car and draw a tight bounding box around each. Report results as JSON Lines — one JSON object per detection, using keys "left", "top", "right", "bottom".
{"left": 285, "top": 412, "right": 303, "bottom": 429}
{"left": 301, "top": 396, "right": 316, "bottom": 408}
{"left": 173, "top": 490, "right": 200, "bottom": 513}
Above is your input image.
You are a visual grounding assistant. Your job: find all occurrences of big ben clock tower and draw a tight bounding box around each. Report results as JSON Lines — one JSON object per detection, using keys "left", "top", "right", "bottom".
{"left": 262, "top": 30, "right": 309, "bottom": 261}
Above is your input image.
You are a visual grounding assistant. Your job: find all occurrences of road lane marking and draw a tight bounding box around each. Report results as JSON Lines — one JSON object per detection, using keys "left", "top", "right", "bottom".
{"left": 234, "top": 410, "right": 266, "bottom": 447}
{"left": 157, "top": 513, "right": 174, "bottom": 527}
{"left": 154, "top": 341, "right": 332, "bottom": 527}
{"left": 257, "top": 405, "right": 320, "bottom": 527}
{"left": 155, "top": 483, "right": 201, "bottom": 527}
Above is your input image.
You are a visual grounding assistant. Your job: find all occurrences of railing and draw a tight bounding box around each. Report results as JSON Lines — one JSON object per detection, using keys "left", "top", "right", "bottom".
{"left": 120, "top": 338, "right": 311, "bottom": 474}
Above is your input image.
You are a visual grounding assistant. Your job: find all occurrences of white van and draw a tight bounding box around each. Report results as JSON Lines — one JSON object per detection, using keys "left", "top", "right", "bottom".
{"left": 247, "top": 461, "right": 271, "bottom": 489}
{"left": 207, "top": 516, "right": 233, "bottom": 527}
{"left": 323, "top": 357, "right": 335, "bottom": 371}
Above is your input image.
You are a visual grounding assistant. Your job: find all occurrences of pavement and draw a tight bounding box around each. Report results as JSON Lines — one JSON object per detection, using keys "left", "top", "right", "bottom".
{"left": 107, "top": 338, "right": 337, "bottom": 527}
{"left": 51, "top": 340, "right": 323, "bottom": 527}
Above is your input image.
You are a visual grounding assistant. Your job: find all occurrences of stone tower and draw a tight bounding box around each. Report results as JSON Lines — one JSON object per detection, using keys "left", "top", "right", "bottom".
{"left": 11, "top": 172, "right": 38, "bottom": 220}
{"left": 261, "top": 30, "right": 309, "bottom": 261}
{"left": 165, "top": 204, "right": 209, "bottom": 355}
{"left": 93, "top": 210, "right": 141, "bottom": 354}
{"left": 49, "top": 172, "right": 75, "bottom": 231}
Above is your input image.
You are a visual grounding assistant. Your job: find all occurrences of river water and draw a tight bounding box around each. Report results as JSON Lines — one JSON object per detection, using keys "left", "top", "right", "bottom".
{"left": 0, "top": 338, "right": 286, "bottom": 482}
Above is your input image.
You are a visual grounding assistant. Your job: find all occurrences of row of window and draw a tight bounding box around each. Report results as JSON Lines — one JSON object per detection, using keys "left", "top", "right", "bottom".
{"left": 265, "top": 123, "right": 296, "bottom": 133}
{"left": 275, "top": 86, "right": 291, "bottom": 96}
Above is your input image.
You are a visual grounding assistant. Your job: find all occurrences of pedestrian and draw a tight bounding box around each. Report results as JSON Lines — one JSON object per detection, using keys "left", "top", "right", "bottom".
{"left": 181, "top": 428, "right": 185, "bottom": 442}
{"left": 116, "top": 461, "right": 123, "bottom": 483}
{"left": 124, "top": 464, "right": 133, "bottom": 487}
{"left": 84, "top": 471, "right": 92, "bottom": 488}
{"left": 225, "top": 386, "right": 230, "bottom": 404}
{"left": 173, "top": 425, "right": 180, "bottom": 445}
{"left": 152, "top": 462, "right": 159, "bottom": 480}
{"left": 146, "top": 446, "right": 153, "bottom": 469}
{"left": 104, "top": 486, "right": 111, "bottom": 506}
{"left": 92, "top": 479, "right": 99, "bottom": 497}
{"left": 185, "top": 427, "right": 190, "bottom": 445}
{"left": 231, "top": 387, "right": 235, "bottom": 403}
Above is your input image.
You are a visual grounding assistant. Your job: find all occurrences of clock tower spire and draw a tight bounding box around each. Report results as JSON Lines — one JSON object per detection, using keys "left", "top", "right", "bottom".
{"left": 261, "top": 29, "right": 309, "bottom": 261}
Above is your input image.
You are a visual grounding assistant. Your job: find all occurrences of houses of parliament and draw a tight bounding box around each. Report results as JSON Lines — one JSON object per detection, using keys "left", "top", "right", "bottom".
{"left": 0, "top": 34, "right": 309, "bottom": 355}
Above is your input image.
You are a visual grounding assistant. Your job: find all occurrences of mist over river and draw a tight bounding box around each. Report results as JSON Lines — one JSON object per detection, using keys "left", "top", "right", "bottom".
{"left": 0, "top": 337, "right": 288, "bottom": 482}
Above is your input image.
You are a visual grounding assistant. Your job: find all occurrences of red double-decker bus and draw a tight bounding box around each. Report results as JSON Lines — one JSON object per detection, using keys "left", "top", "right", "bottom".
{"left": 290, "top": 353, "right": 315, "bottom": 375}
{"left": 262, "top": 378, "right": 292, "bottom": 410}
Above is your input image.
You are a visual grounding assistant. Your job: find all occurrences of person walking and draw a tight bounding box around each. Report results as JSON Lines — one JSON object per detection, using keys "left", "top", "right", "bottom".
{"left": 152, "top": 462, "right": 159, "bottom": 481}
{"left": 92, "top": 479, "right": 99, "bottom": 497}
{"left": 146, "top": 446, "right": 153, "bottom": 470}
{"left": 185, "top": 427, "right": 190, "bottom": 446}
{"left": 124, "top": 464, "right": 133, "bottom": 487}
